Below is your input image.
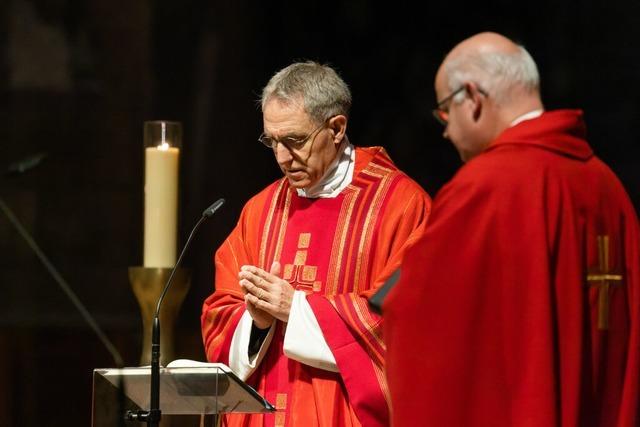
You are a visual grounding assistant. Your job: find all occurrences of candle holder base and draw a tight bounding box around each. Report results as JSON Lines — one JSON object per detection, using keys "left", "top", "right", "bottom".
{"left": 129, "top": 266, "right": 191, "bottom": 366}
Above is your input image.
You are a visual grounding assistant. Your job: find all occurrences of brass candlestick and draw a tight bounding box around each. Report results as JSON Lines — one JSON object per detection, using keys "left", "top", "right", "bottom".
{"left": 129, "top": 266, "right": 191, "bottom": 366}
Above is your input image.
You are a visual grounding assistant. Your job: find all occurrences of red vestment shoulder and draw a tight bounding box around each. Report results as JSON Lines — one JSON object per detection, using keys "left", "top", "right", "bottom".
{"left": 385, "top": 110, "right": 640, "bottom": 427}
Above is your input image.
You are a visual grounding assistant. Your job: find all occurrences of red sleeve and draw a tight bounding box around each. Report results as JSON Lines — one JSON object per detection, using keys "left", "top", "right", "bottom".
{"left": 201, "top": 196, "right": 263, "bottom": 364}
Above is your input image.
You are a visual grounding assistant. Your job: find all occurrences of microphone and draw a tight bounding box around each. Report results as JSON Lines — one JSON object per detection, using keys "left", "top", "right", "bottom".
{"left": 203, "top": 198, "right": 225, "bottom": 217}
{"left": 127, "top": 198, "right": 225, "bottom": 426}
{"left": 4, "top": 152, "right": 47, "bottom": 176}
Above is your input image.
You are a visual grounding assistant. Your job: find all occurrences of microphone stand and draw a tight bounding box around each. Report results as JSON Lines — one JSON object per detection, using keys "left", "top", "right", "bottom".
{"left": 2, "top": 163, "right": 127, "bottom": 427}
{"left": 0, "top": 196, "right": 125, "bottom": 368}
{"left": 126, "top": 198, "right": 224, "bottom": 426}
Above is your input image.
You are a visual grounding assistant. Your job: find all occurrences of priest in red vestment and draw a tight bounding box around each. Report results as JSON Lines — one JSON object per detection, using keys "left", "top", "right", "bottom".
{"left": 202, "top": 61, "right": 431, "bottom": 427}
{"left": 385, "top": 32, "right": 640, "bottom": 427}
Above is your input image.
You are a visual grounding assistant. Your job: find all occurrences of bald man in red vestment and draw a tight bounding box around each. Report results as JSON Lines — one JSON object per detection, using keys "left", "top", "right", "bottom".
{"left": 202, "top": 62, "right": 431, "bottom": 427}
{"left": 384, "top": 32, "right": 640, "bottom": 427}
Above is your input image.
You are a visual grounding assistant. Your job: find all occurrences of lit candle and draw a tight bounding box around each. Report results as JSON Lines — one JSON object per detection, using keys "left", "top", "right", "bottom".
{"left": 143, "top": 121, "right": 181, "bottom": 267}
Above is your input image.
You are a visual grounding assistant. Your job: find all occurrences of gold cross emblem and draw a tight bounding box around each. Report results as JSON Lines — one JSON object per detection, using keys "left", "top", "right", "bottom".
{"left": 282, "top": 233, "right": 322, "bottom": 293}
{"left": 586, "top": 235, "right": 623, "bottom": 330}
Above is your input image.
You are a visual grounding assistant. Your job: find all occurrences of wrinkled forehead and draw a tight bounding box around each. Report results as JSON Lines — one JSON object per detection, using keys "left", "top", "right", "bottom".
{"left": 262, "top": 97, "right": 314, "bottom": 134}
{"left": 263, "top": 94, "right": 304, "bottom": 113}
{"left": 264, "top": 95, "right": 305, "bottom": 115}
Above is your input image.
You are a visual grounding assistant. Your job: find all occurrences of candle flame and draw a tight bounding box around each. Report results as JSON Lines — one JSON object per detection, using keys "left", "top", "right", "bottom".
{"left": 157, "top": 142, "right": 171, "bottom": 151}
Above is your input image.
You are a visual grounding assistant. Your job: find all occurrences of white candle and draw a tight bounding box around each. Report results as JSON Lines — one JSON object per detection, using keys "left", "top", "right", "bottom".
{"left": 143, "top": 142, "right": 179, "bottom": 267}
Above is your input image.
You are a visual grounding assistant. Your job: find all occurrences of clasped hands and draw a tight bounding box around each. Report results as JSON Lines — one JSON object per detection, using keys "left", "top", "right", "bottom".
{"left": 239, "top": 261, "right": 294, "bottom": 329}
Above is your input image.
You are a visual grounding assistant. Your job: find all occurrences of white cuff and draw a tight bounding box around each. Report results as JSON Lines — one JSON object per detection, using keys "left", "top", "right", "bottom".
{"left": 228, "top": 310, "right": 275, "bottom": 381}
{"left": 283, "top": 291, "right": 338, "bottom": 372}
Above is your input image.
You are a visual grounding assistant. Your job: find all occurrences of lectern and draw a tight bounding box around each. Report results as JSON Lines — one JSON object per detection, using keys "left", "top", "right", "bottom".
{"left": 92, "top": 362, "right": 274, "bottom": 426}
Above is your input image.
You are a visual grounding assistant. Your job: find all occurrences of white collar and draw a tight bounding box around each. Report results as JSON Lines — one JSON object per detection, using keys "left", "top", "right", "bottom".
{"left": 509, "top": 109, "right": 544, "bottom": 127}
{"left": 297, "top": 142, "right": 355, "bottom": 199}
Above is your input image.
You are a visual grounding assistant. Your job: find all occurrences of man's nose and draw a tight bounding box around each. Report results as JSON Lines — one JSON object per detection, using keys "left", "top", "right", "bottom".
{"left": 274, "top": 142, "right": 293, "bottom": 164}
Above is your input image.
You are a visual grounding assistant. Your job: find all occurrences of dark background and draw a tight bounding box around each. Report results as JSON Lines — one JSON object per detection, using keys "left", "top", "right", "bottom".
{"left": 1, "top": 0, "right": 639, "bottom": 425}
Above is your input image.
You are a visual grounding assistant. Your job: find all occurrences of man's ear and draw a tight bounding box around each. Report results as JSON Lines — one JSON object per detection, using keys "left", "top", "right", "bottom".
{"left": 328, "top": 115, "right": 347, "bottom": 144}
{"left": 466, "top": 82, "right": 484, "bottom": 122}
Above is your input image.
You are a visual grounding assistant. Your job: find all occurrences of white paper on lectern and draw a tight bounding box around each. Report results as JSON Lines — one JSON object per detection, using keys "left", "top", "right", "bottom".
{"left": 167, "top": 359, "right": 225, "bottom": 368}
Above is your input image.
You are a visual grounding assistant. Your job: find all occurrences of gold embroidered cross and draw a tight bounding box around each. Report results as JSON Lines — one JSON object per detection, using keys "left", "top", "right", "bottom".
{"left": 586, "top": 235, "right": 623, "bottom": 330}
{"left": 282, "top": 232, "right": 322, "bottom": 293}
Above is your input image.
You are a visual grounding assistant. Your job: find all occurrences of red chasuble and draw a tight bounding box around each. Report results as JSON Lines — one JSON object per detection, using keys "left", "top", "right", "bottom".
{"left": 385, "top": 110, "right": 640, "bottom": 427}
{"left": 202, "top": 146, "right": 431, "bottom": 427}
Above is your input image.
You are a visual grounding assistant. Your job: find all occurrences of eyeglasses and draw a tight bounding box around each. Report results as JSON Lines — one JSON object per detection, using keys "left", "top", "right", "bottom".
{"left": 432, "top": 86, "right": 466, "bottom": 126}
{"left": 258, "top": 120, "right": 328, "bottom": 150}
{"left": 432, "top": 85, "right": 489, "bottom": 126}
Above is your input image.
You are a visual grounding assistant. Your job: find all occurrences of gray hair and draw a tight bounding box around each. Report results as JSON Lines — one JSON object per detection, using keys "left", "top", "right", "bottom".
{"left": 260, "top": 61, "right": 352, "bottom": 125}
{"left": 445, "top": 45, "right": 540, "bottom": 105}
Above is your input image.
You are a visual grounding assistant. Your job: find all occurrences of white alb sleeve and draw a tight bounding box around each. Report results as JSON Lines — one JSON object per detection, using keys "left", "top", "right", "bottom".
{"left": 228, "top": 310, "right": 275, "bottom": 381}
{"left": 283, "top": 290, "right": 339, "bottom": 372}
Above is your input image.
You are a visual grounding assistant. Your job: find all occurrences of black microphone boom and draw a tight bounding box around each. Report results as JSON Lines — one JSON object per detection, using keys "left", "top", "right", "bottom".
{"left": 0, "top": 198, "right": 125, "bottom": 367}
{"left": 127, "top": 198, "right": 225, "bottom": 426}
{"left": 2, "top": 152, "right": 127, "bottom": 427}
{"left": 1, "top": 153, "right": 124, "bottom": 368}
{"left": 155, "top": 198, "right": 225, "bottom": 317}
